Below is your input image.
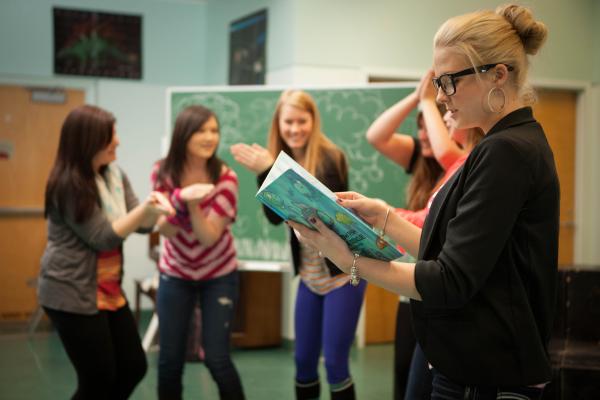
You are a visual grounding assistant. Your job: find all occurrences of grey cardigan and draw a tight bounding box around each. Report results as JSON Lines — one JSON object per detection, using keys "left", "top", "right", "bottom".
{"left": 38, "top": 170, "right": 149, "bottom": 315}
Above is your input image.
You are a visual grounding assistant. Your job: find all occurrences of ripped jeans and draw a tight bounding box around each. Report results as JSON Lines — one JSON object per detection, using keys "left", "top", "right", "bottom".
{"left": 157, "top": 271, "right": 245, "bottom": 400}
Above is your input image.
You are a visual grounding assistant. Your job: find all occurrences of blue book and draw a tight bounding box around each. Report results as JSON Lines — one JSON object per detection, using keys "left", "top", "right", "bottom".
{"left": 256, "top": 151, "right": 403, "bottom": 261}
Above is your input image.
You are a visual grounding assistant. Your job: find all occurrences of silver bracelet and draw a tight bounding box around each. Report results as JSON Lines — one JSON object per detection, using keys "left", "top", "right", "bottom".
{"left": 350, "top": 253, "right": 360, "bottom": 287}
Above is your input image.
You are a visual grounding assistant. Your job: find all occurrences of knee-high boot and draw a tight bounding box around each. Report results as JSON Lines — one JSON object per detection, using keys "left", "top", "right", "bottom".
{"left": 295, "top": 379, "right": 320, "bottom": 399}
{"left": 330, "top": 378, "right": 355, "bottom": 400}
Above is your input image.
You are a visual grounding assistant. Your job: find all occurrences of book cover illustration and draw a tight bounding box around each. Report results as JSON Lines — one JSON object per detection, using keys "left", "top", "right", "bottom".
{"left": 256, "top": 152, "right": 403, "bottom": 261}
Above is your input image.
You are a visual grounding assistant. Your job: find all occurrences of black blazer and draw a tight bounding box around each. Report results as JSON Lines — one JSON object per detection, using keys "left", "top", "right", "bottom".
{"left": 412, "top": 107, "right": 559, "bottom": 386}
{"left": 257, "top": 149, "right": 349, "bottom": 276}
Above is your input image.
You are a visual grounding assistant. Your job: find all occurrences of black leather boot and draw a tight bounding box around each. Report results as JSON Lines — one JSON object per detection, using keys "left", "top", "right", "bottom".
{"left": 295, "top": 379, "right": 320, "bottom": 399}
{"left": 330, "top": 378, "right": 355, "bottom": 400}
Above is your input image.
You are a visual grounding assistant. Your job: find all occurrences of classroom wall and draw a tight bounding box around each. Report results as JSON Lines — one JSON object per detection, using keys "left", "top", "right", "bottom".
{"left": 592, "top": 3, "right": 600, "bottom": 263}
{"left": 1, "top": 0, "right": 599, "bottom": 337}
{"left": 205, "top": 0, "right": 295, "bottom": 85}
{"left": 594, "top": 0, "right": 600, "bottom": 84}
{"left": 0, "top": 0, "right": 210, "bottom": 85}
{"left": 290, "top": 0, "right": 598, "bottom": 83}
{"left": 0, "top": 0, "right": 211, "bottom": 306}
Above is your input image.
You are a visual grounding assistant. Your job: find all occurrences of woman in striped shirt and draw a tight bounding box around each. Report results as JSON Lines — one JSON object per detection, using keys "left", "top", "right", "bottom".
{"left": 152, "top": 105, "right": 245, "bottom": 400}
{"left": 231, "top": 90, "right": 365, "bottom": 400}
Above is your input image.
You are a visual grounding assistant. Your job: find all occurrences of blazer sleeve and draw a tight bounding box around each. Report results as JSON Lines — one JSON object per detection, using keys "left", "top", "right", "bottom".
{"left": 414, "top": 138, "right": 533, "bottom": 308}
{"left": 256, "top": 166, "right": 284, "bottom": 225}
{"left": 320, "top": 152, "right": 349, "bottom": 274}
{"left": 322, "top": 151, "right": 348, "bottom": 192}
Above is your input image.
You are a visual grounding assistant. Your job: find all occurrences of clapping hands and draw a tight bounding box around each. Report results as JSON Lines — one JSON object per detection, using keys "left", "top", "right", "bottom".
{"left": 230, "top": 143, "right": 274, "bottom": 174}
{"left": 180, "top": 183, "right": 215, "bottom": 203}
{"left": 146, "top": 191, "right": 176, "bottom": 216}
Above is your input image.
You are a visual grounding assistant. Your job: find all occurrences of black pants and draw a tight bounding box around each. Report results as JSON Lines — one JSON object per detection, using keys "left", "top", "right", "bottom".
{"left": 394, "top": 301, "right": 416, "bottom": 400}
{"left": 44, "top": 305, "right": 147, "bottom": 400}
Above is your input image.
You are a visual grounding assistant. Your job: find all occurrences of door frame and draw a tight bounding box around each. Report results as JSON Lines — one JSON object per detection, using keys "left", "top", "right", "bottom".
{"left": 531, "top": 78, "right": 595, "bottom": 267}
{"left": 0, "top": 75, "right": 97, "bottom": 104}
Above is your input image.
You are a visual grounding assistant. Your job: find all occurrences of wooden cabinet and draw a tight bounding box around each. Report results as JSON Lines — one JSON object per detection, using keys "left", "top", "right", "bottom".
{"left": 144, "top": 232, "right": 282, "bottom": 348}
{"left": 232, "top": 270, "right": 282, "bottom": 348}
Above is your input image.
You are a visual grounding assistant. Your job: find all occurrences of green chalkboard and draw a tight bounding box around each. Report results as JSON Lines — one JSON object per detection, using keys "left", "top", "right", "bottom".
{"left": 167, "top": 85, "right": 417, "bottom": 262}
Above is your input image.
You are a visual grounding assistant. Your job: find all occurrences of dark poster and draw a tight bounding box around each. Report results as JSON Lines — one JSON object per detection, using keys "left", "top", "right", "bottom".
{"left": 53, "top": 8, "right": 142, "bottom": 79}
{"left": 229, "top": 9, "right": 267, "bottom": 85}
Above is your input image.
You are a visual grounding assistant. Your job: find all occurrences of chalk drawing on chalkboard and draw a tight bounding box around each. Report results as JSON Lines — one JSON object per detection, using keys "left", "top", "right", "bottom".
{"left": 312, "top": 90, "right": 389, "bottom": 193}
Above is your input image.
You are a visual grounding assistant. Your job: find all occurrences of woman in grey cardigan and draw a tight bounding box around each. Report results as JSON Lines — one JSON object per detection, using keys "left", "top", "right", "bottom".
{"left": 39, "top": 105, "right": 173, "bottom": 400}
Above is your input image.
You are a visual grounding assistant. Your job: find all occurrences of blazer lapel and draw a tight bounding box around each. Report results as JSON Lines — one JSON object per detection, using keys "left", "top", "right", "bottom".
{"left": 418, "top": 166, "right": 463, "bottom": 259}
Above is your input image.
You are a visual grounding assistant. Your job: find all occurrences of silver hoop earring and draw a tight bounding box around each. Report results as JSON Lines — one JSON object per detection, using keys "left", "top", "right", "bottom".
{"left": 487, "top": 87, "right": 506, "bottom": 113}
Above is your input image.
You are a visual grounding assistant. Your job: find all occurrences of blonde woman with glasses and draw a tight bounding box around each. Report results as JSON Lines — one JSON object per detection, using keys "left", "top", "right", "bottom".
{"left": 289, "top": 5, "right": 558, "bottom": 399}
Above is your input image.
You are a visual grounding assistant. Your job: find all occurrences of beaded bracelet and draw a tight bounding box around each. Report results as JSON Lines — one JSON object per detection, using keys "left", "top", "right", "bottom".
{"left": 350, "top": 253, "right": 361, "bottom": 287}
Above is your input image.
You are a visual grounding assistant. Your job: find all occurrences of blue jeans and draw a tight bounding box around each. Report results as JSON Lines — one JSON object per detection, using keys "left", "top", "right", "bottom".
{"left": 156, "top": 271, "right": 244, "bottom": 400}
{"left": 431, "top": 369, "right": 544, "bottom": 400}
{"left": 405, "top": 343, "right": 432, "bottom": 400}
{"left": 294, "top": 279, "right": 367, "bottom": 385}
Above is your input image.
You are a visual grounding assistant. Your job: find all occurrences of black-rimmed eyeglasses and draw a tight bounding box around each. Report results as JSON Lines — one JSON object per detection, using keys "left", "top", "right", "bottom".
{"left": 432, "top": 63, "right": 514, "bottom": 96}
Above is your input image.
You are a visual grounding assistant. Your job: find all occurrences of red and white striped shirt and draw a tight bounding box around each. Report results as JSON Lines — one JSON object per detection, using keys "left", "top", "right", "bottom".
{"left": 151, "top": 163, "right": 238, "bottom": 281}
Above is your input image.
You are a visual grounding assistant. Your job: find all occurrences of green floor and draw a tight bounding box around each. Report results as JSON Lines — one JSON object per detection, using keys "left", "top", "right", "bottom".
{"left": 0, "top": 319, "right": 394, "bottom": 400}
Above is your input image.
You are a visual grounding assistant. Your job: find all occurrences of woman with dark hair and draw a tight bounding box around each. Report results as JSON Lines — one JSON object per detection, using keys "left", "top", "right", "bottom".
{"left": 366, "top": 74, "right": 446, "bottom": 215}
{"left": 152, "top": 105, "right": 245, "bottom": 400}
{"left": 231, "top": 90, "right": 362, "bottom": 400}
{"left": 39, "top": 104, "right": 172, "bottom": 399}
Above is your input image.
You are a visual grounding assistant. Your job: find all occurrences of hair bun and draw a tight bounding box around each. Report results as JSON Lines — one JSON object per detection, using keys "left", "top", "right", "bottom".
{"left": 496, "top": 4, "right": 548, "bottom": 55}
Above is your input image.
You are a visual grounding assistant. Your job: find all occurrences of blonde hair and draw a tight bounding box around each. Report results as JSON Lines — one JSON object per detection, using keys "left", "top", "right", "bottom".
{"left": 434, "top": 4, "right": 548, "bottom": 104}
{"left": 268, "top": 89, "right": 345, "bottom": 178}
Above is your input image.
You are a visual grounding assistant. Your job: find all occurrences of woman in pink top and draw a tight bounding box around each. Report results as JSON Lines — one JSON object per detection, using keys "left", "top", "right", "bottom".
{"left": 151, "top": 105, "right": 245, "bottom": 400}
{"left": 396, "top": 108, "right": 483, "bottom": 229}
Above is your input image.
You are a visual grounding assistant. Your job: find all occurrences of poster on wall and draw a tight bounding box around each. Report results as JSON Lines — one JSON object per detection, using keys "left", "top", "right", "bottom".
{"left": 53, "top": 7, "right": 142, "bottom": 79}
{"left": 229, "top": 9, "right": 267, "bottom": 85}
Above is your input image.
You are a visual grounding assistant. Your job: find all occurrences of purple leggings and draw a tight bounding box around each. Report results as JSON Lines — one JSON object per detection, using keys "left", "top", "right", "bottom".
{"left": 294, "top": 279, "right": 367, "bottom": 385}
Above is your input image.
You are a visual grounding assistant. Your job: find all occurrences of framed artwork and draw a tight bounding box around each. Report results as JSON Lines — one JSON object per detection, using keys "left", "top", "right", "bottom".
{"left": 53, "top": 7, "right": 142, "bottom": 79}
{"left": 229, "top": 9, "right": 267, "bottom": 85}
